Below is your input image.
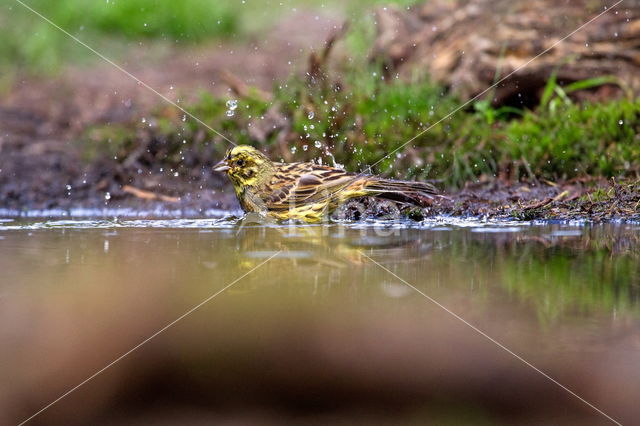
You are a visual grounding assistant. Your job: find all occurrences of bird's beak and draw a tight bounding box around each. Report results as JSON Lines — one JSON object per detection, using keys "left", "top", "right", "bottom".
{"left": 213, "top": 159, "right": 230, "bottom": 172}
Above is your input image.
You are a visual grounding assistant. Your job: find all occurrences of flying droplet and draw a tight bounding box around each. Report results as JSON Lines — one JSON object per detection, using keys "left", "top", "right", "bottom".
{"left": 307, "top": 111, "right": 314, "bottom": 119}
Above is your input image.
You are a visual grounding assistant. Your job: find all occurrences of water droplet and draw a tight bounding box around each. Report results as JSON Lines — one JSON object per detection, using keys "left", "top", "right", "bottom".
{"left": 291, "top": 146, "right": 297, "bottom": 154}
{"left": 302, "top": 145, "right": 308, "bottom": 151}
{"left": 226, "top": 99, "right": 238, "bottom": 110}
{"left": 314, "top": 141, "right": 322, "bottom": 148}
{"left": 226, "top": 110, "right": 235, "bottom": 117}
{"left": 104, "top": 192, "right": 111, "bottom": 201}
{"left": 618, "top": 120, "right": 624, "bottom": 125}
{"left": 141, "top": 117, "right": 146, "bottom": 123}
{"left": 307, "top": 111, "right": 314, "bottom": 119}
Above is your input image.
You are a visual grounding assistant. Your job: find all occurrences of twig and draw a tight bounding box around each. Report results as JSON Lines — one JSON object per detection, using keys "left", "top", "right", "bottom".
{"left": 220, "top": 70, "right": 272, "bottom": 102}
{"left": 552, "top": 190, "right": 569, "bottom": 202}
{"left": 308, "top": 21, "right": 350, "bottom": 83}
{"left": 524, "top": 198, "right": 553, "bottom": 210}
{"left": 122, "top": 185, "right": 180, "bottom": 202}
{"left": 521, "top": 156, "right": 538, "bottom": 183}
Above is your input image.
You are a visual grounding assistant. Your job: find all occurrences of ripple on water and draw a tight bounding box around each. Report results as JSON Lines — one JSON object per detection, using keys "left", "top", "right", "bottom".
{"left": 0, "top": 217, "right": 240, "bottom": 231}
{"left": 0, "top": 207, "right": 235, "bottom": 219}
{"left": 0, "top": 215, "right": 620, "bottom": 232}
{"left": 471, "top": 227, "right": 523, "bottom": 233}
{"left": 549, "top": 230, "right": 584, "bottom": 237}
{"left": 244, "top": 251, "right": 312, "bottom": 259}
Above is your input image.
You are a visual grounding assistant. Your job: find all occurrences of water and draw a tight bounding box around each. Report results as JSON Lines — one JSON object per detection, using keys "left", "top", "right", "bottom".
{"left": 1, "top": 218, "right": 639, "bottom": 423}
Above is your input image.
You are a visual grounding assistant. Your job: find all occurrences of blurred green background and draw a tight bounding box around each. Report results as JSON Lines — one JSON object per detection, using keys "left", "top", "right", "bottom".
{"left": 2, "top": 0, "right": 413, "bottom": 73}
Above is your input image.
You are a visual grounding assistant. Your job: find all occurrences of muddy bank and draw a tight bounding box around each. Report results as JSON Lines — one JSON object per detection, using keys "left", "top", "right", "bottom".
{"left": 1, "top": 149, "right": 638, "bottom": 223}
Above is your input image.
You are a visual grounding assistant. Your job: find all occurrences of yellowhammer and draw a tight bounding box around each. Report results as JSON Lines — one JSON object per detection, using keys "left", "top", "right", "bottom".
{"left": 213, "top": 145, "right": 440, "bottom": 222}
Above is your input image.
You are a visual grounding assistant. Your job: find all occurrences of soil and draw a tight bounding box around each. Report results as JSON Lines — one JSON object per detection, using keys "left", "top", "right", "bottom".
{"left": 332, "top": 178, "right": 639, "bottom": 223}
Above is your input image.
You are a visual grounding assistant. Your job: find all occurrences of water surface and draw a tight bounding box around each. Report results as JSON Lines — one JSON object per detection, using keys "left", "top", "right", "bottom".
{"left": 1, "top": 218, "right": 638, "bottom": 424}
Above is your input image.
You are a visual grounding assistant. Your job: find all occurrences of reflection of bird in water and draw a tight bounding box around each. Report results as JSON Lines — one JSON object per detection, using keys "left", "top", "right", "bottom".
{"left": 214, "top": 145, "right": 441, "bottom": 223}
{"left": 234, "top": 224, "right": 432, "bottom": 271}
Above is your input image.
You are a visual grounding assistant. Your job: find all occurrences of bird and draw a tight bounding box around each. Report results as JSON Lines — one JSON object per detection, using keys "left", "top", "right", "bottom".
{"left": 213, "top": 145, "right": 440, "bottom": 222}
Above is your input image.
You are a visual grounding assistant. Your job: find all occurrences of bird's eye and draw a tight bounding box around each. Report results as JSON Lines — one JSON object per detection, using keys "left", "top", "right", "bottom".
{"left": 236, "top": 159, "right": 245, "bottom": 167}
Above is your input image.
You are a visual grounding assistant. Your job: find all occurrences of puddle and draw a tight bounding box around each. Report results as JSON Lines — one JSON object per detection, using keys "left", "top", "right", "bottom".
{"left": 1, "top": 216, "right": 638, "bottom": 424}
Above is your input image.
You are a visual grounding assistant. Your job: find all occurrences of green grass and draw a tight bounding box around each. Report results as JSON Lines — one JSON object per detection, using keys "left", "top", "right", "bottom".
{"left": 263, "top": 67, "right": 638, "bottom": 186}
{"left": 1, "top": 0, "right": 240, "bottom": 73}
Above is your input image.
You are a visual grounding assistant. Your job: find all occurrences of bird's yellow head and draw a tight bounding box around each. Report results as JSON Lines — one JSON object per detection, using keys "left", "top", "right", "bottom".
{"left": 213, "top": 145, "right": 275, "bottom": 189}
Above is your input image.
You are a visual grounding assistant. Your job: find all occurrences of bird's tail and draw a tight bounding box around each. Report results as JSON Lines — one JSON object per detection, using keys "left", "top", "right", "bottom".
{"left": 362, "top": 177, "right": 444, "bottom": 207}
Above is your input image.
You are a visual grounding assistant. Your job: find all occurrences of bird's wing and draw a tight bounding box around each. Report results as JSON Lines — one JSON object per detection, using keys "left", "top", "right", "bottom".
{"left": 263, "top": 163, "right": 358, "bottom": 211}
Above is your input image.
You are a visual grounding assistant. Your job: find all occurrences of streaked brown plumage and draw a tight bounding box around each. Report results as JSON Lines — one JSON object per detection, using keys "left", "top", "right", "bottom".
{"left": 213, "top": 145, "right": 439, "bottom": 222}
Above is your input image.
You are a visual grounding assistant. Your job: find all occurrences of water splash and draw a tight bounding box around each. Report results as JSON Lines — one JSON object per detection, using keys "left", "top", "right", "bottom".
{"left": 226, "top": 99, "right": 238, "bottom": 117}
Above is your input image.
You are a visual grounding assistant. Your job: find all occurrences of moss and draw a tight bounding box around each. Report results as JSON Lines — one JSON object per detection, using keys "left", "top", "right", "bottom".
{"left": 405, "top": 207, "right": 426, "bottom": 221}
